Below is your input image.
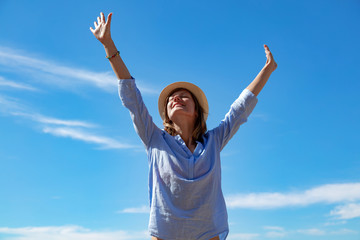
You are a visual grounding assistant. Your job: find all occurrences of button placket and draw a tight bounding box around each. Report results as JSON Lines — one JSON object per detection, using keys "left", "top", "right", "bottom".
{"left": 189, "top": 156, "right": 194, "bottom": 179}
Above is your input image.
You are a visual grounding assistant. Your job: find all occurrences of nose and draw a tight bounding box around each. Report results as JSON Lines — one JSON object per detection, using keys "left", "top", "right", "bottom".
{"left": 173, "top": 95, "right": 181, "bottom": 101}
{"left": 170, "top": 95, "right": 183, "bottom": 108}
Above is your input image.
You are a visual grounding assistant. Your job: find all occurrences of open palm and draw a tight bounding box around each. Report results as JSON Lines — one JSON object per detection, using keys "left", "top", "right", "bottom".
{"left": 264, "top": 44, "right": 277, "bottom": 72}
{"left": 90, "top": 12, "right": 112, "bottom": 45}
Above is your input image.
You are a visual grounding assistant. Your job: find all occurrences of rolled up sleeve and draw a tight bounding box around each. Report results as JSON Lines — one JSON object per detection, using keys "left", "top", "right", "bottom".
{"left": 118, "top": 78, "right": 159, "bottom": 148}
{"left": 212, "top": 88, "right": 258, "bottom": 151}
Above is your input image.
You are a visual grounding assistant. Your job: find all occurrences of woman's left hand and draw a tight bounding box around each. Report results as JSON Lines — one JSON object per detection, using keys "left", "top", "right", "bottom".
{"left": 264, "top": 44, "right": 277, "bottom": 72}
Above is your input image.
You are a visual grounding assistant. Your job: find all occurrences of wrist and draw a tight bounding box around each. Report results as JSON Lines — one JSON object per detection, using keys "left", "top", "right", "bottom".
{"left": 264, "top": 62, "right": 277, "bottom": 72}
{"left": 102, "top": 39, "right": 116, "bottom": 49}
{"left": 103, "top": 40, "right": 119, "bottom": 59}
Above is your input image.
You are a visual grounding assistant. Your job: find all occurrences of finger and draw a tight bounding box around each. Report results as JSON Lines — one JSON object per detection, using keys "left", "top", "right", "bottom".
{"left": 101, "top": 12, "right": 105, "bottom": 23}
{"left": 106, "top": 12, "right": 113, "bottom": 26}
{"left": 97, "top": 16, "right": 101, "bottom": 24}
{"left": 264, "top": 44, "right": 270, "bottom": 52}
{"left": 266, "top": 52, "right": 273, "bottom": 61}
{"left": 267, "top": 52, "right": 274, "bottom": 63}
{"left": 90, "top": 27, "right": 94, "bottom": 33}
{"left": 264, "top": 47, "right": 271, "bottom": 58}
{"left": 94, "top": 21, "right": 98, "bottom": 28}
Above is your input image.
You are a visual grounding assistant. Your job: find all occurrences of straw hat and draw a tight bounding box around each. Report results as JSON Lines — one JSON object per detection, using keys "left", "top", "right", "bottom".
{"left": 158, "top": 82, "right": 209, "bottom": 121}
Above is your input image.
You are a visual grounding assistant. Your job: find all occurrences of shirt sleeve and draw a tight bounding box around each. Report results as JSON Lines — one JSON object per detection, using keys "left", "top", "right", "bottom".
{"left": 212, "top": 88, "right": 258, "bottom": 151}
{"left": 118, "top": 78, "right": 160, "bottom": 149}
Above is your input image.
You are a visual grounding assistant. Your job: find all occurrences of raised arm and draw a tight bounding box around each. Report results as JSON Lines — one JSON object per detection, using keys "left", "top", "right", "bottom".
{"left": 90, "top": 12, "right": 132, "bottom": 79}
{"left": 246, "top": 45, "right": 277, "bottom": 97}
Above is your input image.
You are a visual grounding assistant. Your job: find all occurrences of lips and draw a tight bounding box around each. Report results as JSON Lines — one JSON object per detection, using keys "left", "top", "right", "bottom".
{"left": 172, "top": 102, "right": 184, "bottom": 108}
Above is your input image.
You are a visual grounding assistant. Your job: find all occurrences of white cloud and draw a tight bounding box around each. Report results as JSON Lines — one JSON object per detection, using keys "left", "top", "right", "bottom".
{"left": 228, "top": 226, "right": 358, "bottom": 239}
{"left": 263, "top": 226, "right": 284, "bottom": 231}
{"left": 0, "top": 47, "right": 116, "bottom": 92}
{"left": 0, "top": 46, "right": 157, "bottom": 94}
{"left": 11, "top": 112, "right": 97, "bottom": 128}
{"left": 0, "top": 76, "right": 38, "bottom": 91}
{"left": 297, "top": 228, "right": 326, "bottom": 236}
{"left": 0, "top": 94, "right": 26, "bottom": 114}
{"left": 295, "top": 227, "right": 358, "bottom": 237}
{"left": 0, "top": 225, "right": 148, "bottom": 240}
{"left": 0, "top": 45, "right": 157, "bottom": 151}
{"left": 251, "top": 113, "right": 269, "bottom": 121}
{"left": 330, "top": 203, "right": 360, "bottom": 220}
{"left": 227, "top": 233, "right": 260, "bottom": 240}
{"left": 329, "top": 228, "right": 358, "bottom": 235}
{"left": 323, "top": 220, "right": 347, "bottom": 226}
{"left": 118, "top": 205, "right": 150, "bottom": 214}
{"left": 263, "top": 226, "right": 286, "bottom": 238}
{"left": 1, "top": 94, "right": 136, "bottom": 150}
{"left": 0, "top": 94, "right": 14, "bottom": 107}
{"left": 227, "top": 226, "right": 358, "bottom": 239}
{"left": 43, "top": 127, "right": 138, "bottom": 149}
{"left": 265, "top": 231, "right": 286, "bottom": 238}
{"left": 226, "top": 183, "right": 360, "bottom": 209}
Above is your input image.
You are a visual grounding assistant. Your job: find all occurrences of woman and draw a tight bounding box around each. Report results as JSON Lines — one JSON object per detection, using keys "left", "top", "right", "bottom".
{"left": 90, "top": 12, "right": 277, "bottom": 240}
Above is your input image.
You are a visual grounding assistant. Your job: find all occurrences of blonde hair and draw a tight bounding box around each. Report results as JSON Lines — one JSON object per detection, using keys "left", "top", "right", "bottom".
{"left": 163, "top": 88, "right": 207, "bottom": 143}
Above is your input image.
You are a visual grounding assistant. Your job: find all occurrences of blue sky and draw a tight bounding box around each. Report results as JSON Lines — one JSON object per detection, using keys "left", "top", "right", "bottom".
{"left": 0, "top": 0, "right": 359, "bottom": 239}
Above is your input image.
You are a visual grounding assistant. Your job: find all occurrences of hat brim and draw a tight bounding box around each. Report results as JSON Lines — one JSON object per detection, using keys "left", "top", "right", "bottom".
{"left": 158, "top": 82, "right": 209, "bottom": 121}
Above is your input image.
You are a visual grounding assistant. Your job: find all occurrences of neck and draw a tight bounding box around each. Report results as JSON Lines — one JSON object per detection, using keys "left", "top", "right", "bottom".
{"left": 172, "top": 118, "right": 196, "bottom": 150}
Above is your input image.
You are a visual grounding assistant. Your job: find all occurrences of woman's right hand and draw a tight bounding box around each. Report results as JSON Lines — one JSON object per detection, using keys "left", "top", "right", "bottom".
{"left": 90, "top": 12, "right": 113, "bottom": 45}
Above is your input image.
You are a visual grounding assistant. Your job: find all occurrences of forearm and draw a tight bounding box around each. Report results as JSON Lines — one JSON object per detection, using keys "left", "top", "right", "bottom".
{"left": 103, "top": 40, "right": 132, "bottom": 79}
{"left": 246, "top": 64, "right": 274, "bottom": 97}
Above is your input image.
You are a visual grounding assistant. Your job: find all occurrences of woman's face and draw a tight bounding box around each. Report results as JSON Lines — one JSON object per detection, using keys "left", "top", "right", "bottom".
{"left": 166, "top": 89, "right": 197, "bottom": 122}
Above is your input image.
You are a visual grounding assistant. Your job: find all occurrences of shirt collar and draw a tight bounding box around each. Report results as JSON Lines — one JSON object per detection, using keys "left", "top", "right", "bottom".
{"left": 174, "top": 134, "right": 204, "bottom": 157}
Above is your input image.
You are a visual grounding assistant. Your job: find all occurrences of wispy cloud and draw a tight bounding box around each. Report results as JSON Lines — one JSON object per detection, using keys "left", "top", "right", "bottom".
{"left": 294, "top": 227, "right": 358, "bottom": 237}
{"left": 329, "top": 228, "right": 358, "bottom": 235}
{"left": 0, "top": 225, "right": 148, "bottom": 240}
{"left": 0, "top": 94, "right": 26, "bottom": 113}
{"left": 43, "top": 127, "right": 138, "bottom": 149}
{"left": 227, "top": 233, "right": 260, "bottom": 240}
{"left": 0, "top": 46, "right": 116, "bottom": 92}
{"left": 226, "top": 183, "right": 360, "bottom": 209}
{"left": 11, "top": 112, "right": 97, "bottom": 128}
{"left": 297, "top": 228, "right": 326, "bottom": 236}
{"left": 228, "top": 226, "right": 358, "bottom": 239}
{"left": 251, "top": 113, "right": 269, "bottom": 121}
{"left": 330, "top": 203, "right": 360, "bottom": 220}
{"left": 263, "top": 226, "right": 286, "bottom": 238}
{"left": 0, "top": 76, "right": 38, "bottom": 91}
{"left": 263, "top": 226, "right": 284, "bottom": 232}
{"left": 118, "top": 205, "right": 150, "bottom": 214}
{"left": 323, "top": 220, "right": 347, "bottom": 226}
{"left": 0, "top": 45, "right": 156, "bottom": 150}
{"left": 1, "top": 95, "right": 137, "bottom": 150}
{"left": 0, "top": 46, "right": 158, "bottom": 94}
{"left": 265, "top": 231, "right": 286, "bottom": 238}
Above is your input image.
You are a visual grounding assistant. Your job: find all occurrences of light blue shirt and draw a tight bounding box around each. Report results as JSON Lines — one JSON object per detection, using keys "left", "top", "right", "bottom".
{"left": 119, "top": 78, "right": 258, "bottom": 240}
